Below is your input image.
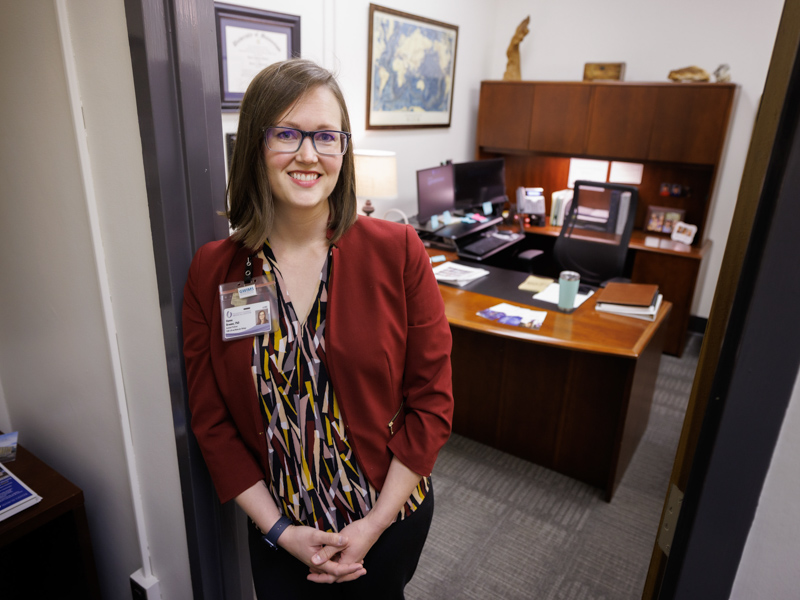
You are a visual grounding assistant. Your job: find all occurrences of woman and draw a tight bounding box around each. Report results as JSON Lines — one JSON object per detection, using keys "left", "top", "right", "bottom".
{"left": 182, "top": 59, "right": 453, "bottom": 598}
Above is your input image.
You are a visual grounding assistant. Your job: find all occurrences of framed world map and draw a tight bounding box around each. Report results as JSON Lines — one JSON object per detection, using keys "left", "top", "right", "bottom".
{"left": 366, "top": 5, "right": 459, "bottom": 129}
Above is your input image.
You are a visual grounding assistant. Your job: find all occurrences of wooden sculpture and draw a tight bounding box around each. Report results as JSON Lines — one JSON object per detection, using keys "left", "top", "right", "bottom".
{"left": 503, "top": 16, "right": 530, "bottom": 81}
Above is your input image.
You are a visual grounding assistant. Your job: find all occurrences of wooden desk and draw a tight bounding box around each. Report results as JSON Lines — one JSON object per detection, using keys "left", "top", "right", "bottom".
{"left": 0, "top": 444, "right": 101, "bottom": 599}
{"left": 431, "top": 250, "right": 671, "bottom": 501}
{"left": 518, "top": 225, "right": 707, "bottom": 356}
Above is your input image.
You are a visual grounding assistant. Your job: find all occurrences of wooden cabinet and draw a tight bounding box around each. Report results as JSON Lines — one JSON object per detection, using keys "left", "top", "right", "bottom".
{"left": 477, "top": 83, "right": 534, "bottom": 150}
{"left": 477, "top": 81, "right": 735, "bottom": 166}
{"left": 648, "top": 86, "right": 734, "bottom": 164}
{"left": 586, "top": 85, "right": 658, "bottom": 159}
{"left": 529, "top": 84, "right": 592, "bottom": 154}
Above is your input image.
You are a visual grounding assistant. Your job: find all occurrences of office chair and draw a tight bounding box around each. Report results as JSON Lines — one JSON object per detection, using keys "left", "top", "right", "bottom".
{"left": 518, "top": 181, "right": 639, "bottom": 286}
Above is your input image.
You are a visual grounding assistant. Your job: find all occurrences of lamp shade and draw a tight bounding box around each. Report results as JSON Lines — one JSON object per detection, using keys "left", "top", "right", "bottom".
{"left": 354, "top": 150, "right": 398, "bottom": 200}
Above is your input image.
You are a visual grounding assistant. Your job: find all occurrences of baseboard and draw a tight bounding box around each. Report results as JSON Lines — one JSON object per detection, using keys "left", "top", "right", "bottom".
{"left": 688, "top": 316, "right": 708, "bottom": 335}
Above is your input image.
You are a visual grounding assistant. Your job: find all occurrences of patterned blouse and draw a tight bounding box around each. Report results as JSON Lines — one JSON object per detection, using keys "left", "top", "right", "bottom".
{"left": 252, "top": 242, "right": 429, "bottom": 533}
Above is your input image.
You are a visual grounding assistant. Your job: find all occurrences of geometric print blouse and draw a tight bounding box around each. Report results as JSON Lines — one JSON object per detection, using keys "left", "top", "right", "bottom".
{"left": 252, "top": 241, "right": 429, "bottom": 533}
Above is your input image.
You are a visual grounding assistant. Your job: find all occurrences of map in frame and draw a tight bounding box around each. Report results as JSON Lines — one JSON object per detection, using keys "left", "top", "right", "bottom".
{"left": 367, "top": 5, "right": 459, "bottom": 129}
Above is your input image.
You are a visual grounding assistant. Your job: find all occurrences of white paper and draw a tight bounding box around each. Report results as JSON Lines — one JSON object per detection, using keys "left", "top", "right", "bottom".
{"left": 568, "top": 158, "right": 609, "bottom": 188}
{"left": 432, "top": 262, "right": 490, "bottom": 285}
{"left": 225, "top": 25, "right": 288, "bottom": 94}
{"left": 533, "top": 282, "right": 593, "bottom": 307}
{"left": 608, "top": 161, "right": 644, "bottom": 185}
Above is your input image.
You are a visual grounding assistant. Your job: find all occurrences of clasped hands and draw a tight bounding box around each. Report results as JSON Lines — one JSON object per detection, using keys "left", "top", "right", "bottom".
{"left": 279, "top": 515, "right": 386, "bottom": 583}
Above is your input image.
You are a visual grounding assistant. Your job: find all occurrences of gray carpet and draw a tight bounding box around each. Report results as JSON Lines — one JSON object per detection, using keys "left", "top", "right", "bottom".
{"left": 407, "top": 333, "right": 702, "bottom": 600}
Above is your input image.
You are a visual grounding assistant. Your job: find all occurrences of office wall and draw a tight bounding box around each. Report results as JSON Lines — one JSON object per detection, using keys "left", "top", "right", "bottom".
{"left": 730, "top": 368, "right": 800, "bottom": 597}
{"left": 219, "top": 0, "right": 498, "bottom": 218}
{"left": 0, "top": 1, "right": 191, "bottom": 599}
{"left": 490, "top": 0, "right": 784, "bottom": 319}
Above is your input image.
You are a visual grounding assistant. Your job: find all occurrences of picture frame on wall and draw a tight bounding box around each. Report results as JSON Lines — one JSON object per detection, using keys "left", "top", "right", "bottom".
{"left": 645, "top": 206, "right": 686, "bottom": 235}
{"left": 366, "top": 4, "right": 459, "bottom": 129}
{"left": 214, "top": 3, "right": 300, "bottom": 110}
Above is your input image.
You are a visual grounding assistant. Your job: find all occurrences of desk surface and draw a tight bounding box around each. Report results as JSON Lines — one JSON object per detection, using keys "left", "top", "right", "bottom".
{"left": 430, "top": 249, "right": 671, "bottom": 359}
{"left": 521, "top": 224, "right": 711, "bottom": 259}
{"left": 0, "top": 444, "right": 84, "bottom": 546}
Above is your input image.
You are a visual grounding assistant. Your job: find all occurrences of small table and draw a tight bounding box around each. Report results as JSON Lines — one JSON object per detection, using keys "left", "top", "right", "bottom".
{"left": 0, "top": 442, "right": 101, "bottom": 599}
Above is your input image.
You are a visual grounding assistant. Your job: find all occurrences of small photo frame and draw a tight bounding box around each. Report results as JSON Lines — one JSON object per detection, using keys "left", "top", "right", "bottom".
{"left": 214, "top": 3, "right": 300, "bottom": 110}
{"left": 671, "top": 221, "right": 698, "bottom": 245}
{"left": 645, "top": 206, "right": 686, "bottom": 234}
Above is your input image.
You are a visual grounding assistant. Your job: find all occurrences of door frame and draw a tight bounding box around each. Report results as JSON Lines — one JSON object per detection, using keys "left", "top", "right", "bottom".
{"left": 123, "top": 0, "right": 800, "bottom": 598}
{"left": 647, "top": 1, "right": 800, "bottom": 596}
{"left": 123, "top": 0, "right": 238, "bottom": 597}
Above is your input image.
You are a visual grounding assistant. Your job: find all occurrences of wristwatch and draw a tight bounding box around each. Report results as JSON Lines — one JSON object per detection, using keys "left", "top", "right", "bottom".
{"left": 262, "top": 516, "right": 292, "bottom": 550}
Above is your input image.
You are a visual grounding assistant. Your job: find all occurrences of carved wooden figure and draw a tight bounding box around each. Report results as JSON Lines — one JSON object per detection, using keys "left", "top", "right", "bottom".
{"left": 503, "top": 16, "right": 530, "bottom": 81}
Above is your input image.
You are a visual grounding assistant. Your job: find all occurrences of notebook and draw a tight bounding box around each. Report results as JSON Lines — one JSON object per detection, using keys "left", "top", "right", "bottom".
{"left": 595, "top": 282, "right": 659, "bottom": 307}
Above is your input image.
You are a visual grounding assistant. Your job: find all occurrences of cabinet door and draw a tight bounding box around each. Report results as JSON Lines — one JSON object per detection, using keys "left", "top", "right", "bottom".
{"left": 586, "top": 86, "right": 658, "bottom": 159}
{"left": 477, "top": 83, "right": 535, "bottom": 150}
{"left": 528, "top": 84, "right": 592, "bottom": 154}
{"left": 648, "top": 86, "right": 735, "bottom": 164}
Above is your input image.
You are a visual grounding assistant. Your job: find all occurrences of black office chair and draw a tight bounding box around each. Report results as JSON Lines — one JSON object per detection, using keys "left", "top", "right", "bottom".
{"left": 519, "top": 181, "right": 639, "bottom": 286}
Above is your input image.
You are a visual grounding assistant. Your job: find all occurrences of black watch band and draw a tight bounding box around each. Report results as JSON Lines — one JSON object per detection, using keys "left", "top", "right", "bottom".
{"left": 262, "top": 516, "right": 292, "bottom": 550}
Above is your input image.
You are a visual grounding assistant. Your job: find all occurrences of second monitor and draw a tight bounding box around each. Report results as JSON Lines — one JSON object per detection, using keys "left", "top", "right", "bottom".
{"left": 453, "top": 157, "right": 507, "bottom": 212}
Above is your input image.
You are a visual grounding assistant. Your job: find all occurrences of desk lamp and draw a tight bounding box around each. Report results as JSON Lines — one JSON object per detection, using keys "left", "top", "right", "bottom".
{"left": 354, "top": 149, "right": 398, "bottom": 219}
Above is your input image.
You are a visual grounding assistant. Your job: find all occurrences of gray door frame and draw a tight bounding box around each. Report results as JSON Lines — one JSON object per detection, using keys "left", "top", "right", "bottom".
{"left": 123, "top": 0, "right": 238, "bottom": 597}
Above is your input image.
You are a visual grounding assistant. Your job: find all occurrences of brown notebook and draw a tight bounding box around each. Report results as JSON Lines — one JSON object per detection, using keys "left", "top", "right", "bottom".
{"left": 595, "top": 282, "right": 659, "bottom": 307}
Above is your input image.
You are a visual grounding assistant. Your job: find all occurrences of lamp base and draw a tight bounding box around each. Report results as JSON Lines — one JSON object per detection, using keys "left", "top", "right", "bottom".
{"left": 361, "top": 199, "right": 375, "bottom": 217}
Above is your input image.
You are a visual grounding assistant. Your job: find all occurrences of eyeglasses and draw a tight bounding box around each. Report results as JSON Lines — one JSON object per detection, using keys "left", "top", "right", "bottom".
{"left": 264, "top": 127, "right": 351, "bottom": 156}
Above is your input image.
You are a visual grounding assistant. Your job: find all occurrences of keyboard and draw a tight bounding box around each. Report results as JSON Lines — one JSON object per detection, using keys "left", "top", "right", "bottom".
{"left": 461, "top": 235, "right": 510, "bottom": 256}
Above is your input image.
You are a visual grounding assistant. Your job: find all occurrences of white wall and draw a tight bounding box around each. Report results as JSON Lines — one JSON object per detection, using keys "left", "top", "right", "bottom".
{"left": 730, "top": 368, "right": 800, "bottom": 598}
{"left": 0, "top": 1, "right": 190, "bottom": 599}
{"left": 490, "top": 0, "right": 784, "bottom": 318}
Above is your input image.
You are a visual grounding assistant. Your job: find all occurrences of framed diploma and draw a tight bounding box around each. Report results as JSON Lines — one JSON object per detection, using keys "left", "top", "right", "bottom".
{"left": 214, "top": 3, "right": 300, "bottom": 110}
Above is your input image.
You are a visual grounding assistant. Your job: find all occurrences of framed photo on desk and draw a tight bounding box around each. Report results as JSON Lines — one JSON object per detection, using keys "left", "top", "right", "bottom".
{"left": 645, "top": 206, "right": 685, "bottom": 235}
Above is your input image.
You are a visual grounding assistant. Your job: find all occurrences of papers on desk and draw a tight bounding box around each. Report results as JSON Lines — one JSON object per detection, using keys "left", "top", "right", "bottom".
{"left": 517, "top": 275, "right": 554, "bottom": 293}
{"left": 532, "top": 283, "right": 594, "bottom": 308}
{"left": 477, "top": 303, "right": 547, "bottom": 330}
{"left": 432, "top": 262, "right": 489, "bottom": 286}
{"left": 0, "top": 461, "right": 42, "bottom": 522}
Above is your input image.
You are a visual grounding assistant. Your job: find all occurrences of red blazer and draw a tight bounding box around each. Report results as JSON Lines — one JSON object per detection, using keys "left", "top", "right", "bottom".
{"left": 182, "top": 217, "right": 454, "bottom": 504}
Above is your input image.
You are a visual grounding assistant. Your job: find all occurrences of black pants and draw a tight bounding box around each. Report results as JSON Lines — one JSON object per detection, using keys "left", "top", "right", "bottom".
{"left": 248, "top": 484, "right": 434, "bottom": 600}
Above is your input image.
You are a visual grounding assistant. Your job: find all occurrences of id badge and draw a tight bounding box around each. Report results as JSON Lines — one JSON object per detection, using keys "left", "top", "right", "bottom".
{"left": 218, "top": 275, "right": 278, "bottom": 341}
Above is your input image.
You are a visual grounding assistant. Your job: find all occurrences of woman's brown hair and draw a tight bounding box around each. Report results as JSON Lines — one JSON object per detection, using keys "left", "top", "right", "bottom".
{"left": 226, "top": 59, "right": 357, "bottom": 249}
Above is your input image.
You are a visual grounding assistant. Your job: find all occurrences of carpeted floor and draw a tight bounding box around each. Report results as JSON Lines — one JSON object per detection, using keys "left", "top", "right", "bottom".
{"left": 407, "top": 334, "right": 702, "bottom": 600}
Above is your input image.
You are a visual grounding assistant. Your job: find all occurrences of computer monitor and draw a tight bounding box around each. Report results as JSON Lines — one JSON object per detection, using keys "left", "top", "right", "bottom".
{"left": 416, "top": 164, "right": 455, "bottom": 223}
{"left": 453, "top": 158, "right": 507, "bottom": 212}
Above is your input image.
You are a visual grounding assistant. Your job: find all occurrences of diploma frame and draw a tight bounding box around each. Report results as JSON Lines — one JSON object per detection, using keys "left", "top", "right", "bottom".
{"left": 214, "top": 3, "right": 300, "bottom": 110}
{"left": 366, "top": 4, "right": 459, "bottom": 129}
